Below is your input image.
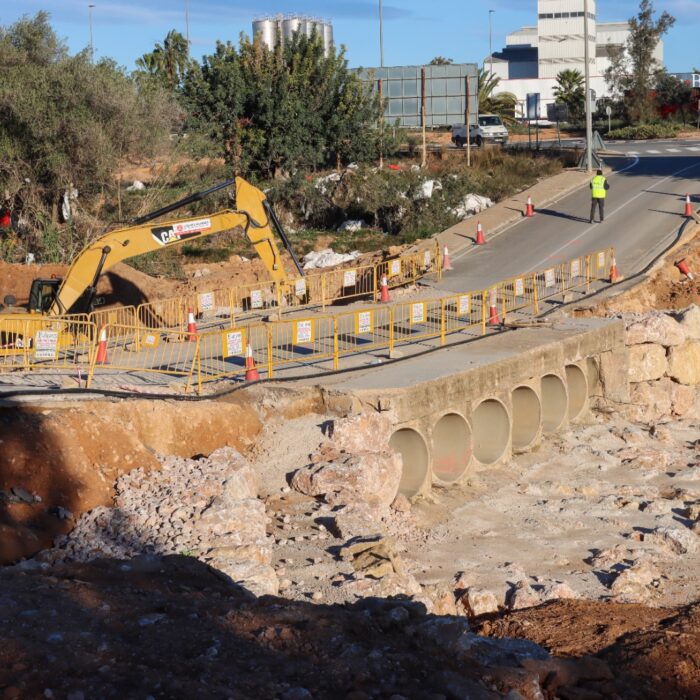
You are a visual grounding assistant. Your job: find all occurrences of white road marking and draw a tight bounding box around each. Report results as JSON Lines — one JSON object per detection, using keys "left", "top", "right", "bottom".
{"left": 523, "top": 159, "right": 700, "bottom": 273}
{"left": 647, "top": 149, "right": 661, "bottom": 154}
{"left": 666, "top": 148, "right": 681, "bottom": 152}
{"left": 688, "top": 147, "right": 700, "bottom": 152}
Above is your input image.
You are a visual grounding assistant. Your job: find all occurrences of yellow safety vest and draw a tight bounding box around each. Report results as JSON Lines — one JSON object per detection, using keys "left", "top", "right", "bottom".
{"left": 591, "top": 175, "right": 607, "bottom": 199}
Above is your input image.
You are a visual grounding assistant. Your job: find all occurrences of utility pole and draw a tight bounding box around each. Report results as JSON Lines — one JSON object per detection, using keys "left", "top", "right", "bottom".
{"left": 489, "top": 10, "right": 495, "bottom": 76}
{"left": 583, "top": 0, "right": 593, "bottom": 173}
{"left": 185, "top": 0, "right": 190, "bottom": 50}
{"left": 88, "top": 4, "right": 95, "bottom": 62}
{"left": 379, "top": 0, "right": 384, "bottom": 67}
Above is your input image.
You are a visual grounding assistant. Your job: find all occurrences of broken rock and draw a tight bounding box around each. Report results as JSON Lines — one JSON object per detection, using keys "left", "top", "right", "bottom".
{"left": 625, "top": 314, "right": 686, "bottom": 347}
{"left": 667, "top": 341, "right": 700, "bottom": 385}
{"left": 627, "top": 344, "right": 668, "bottom": 383}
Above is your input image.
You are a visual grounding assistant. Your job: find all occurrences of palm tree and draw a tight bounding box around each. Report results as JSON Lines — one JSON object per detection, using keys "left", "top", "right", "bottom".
{"left": 136, "top": 30, "right": 190, "bottom": 89}
{"left": 552, "top": 69, "right": 585, "bottom": 122}
{"left": 477, "top": 69, "right": 518, "bottom": 123}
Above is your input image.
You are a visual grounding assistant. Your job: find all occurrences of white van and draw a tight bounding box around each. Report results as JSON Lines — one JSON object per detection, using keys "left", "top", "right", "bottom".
{"left": 452, "top": 114, "right": 509, "bottom": 147}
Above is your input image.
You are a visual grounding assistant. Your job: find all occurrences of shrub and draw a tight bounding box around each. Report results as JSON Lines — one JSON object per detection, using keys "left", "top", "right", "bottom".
{"left": 607, "top": 123, "right": 682, "bottom": 140}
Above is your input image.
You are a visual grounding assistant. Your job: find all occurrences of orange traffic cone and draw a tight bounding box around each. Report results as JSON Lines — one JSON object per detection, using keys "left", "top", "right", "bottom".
{"left": 487, "top": 290, "right": 500, "bottom": 326}
{"left": 675, "top": 258, "right": 694, "bottom": 280}
{"left": 244, "top": 342, "right": 260, "bottom": 382}
{"left": 379, "top": 274, "right": 390, "bottom": 303}
{"left": 443, "top": 245, "right": 453, "bottom": 271}
{"left": 475, "top": 222, "right": 486, "bottom": 245}
{"left": 526, "top": 196, "right": 534, "bottom": 217}
{"left": 684, "top": 194, "right": 693, "bottom": 217}
{"left": 95, "top": 326, "right": 108, "bottom": 364}
{"left": 187, "top": 308, "right": 197, "bottom": 342}
{"left": 609, "top": 257, "right": 619, "bottom": 283}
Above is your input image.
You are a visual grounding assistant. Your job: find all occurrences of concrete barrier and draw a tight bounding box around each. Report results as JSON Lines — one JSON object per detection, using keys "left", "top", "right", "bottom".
{"left": 431, "top": 412, "right": 472, "bottom": 483}
{"left": 389, "top": 427, "right": 430, "bottom": 497}
{"left": 511, "top": 385, "right": 541, "bottom": 452}
{"left": 565, "top": 364, "right": 588, "bottom": 421}
{"left": 472, "top": 398, "right": 510, "bottom": 465}
{"left": 541, "top": 373, "right": 568, "bottom": 434}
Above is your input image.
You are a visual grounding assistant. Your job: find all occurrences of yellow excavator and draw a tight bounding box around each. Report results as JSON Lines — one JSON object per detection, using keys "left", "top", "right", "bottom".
{"left": 2, "top": 177, "right": 303, "bottom": 319}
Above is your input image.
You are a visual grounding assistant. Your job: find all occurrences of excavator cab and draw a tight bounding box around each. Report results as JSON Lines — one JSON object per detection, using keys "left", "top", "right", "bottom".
{"left": 27, "top": 279, "right": 102, "bottom": 315}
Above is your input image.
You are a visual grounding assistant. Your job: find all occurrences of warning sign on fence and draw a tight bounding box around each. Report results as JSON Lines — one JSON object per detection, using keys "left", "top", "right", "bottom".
{"left": 458, "top": 295, "right": 470, "bottom": 315}
{"left": 294, "top": 320, "right": 314, "bottom": 344}
{"left": 356, "top": 310, "right": 373, "bottom": 334}
{"left": 343, "top": 269, "right": 357, "bottom": 288}
{"left": 295, "top": 278, "right": 306, "bottom": 297}
{"left": 570, "top": 259, "right": 580, "bottom": 278}
{"left": 514, "top": 278, "right": 524, "bottom": 297}
{"left": 250, "top": 290, "right": 263, "bottom": 309}
{"left": 141, "top": 333, "right": 160, "bottom": 349}
{"left": 597, "top": 251, "right": 606, "bottom": 268}
{"left": 389, "top": 259, "right": 401, "bottom": 277}
{"left": 544, "top": 268, "right": 556, "bottom": 288}
{"left": 423, "top": 250, "right": 431, "bottom": 268}
{"left": 198, "top": 292, "right": 214, "bottom": 314}
{"left": 223, "top": 329, "right": 244, "bottom": 358}
{"left": 411, "top": 302, "right": 425, "bottom": 324}
{"left": 34, "top": 330, "right": 59, "bottom": 359}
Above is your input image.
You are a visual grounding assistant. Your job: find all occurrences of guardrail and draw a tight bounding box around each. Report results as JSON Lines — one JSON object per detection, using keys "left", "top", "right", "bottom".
{"left": 57, "top": 247, "right": 614, "bottom": 394}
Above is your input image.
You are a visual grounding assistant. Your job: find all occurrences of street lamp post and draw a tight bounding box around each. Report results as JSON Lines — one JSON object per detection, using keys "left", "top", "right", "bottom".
{"left": 489, "top": 10, "right": 495, "bottom": 76}
{"left": 583, "top": 0, "right": 593, "bottom": 172}
{"left": 88, "top": 4, "right": 95, "bottom": 62}
{"left": 379, "top": 0, "right": 384, "bottom": 67}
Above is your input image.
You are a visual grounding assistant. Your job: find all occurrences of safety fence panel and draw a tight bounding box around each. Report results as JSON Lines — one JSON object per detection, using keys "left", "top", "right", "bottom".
{"left": 391, "top": 298, "right": 445, "bottom": 346}
{"left": 333, "top": 306, "right": 394, "bottom": 359}
{"left": 589, "top": 248, "right": 614, "bottom": 283}
{"left": 86, "top": 323, "right": 199, "bottom": 388}
{"left": 137, "top": 295, "right": 194, "bottom": 331}
{"left": 268, "top": 316, "right": 337, "bottom": 373}
{"left": 442, "top": 291, "right": 486, "bottom": 335}
{"left": 193, "top": 323, "right": 270, "bottom": 391}
{"left": 500, "top": 274, "right": 537, "bottom": 316}
{"left": 0, "top": 317, "right": 96, "bottom": 372}
{"left": 560, "top": 253, "right": 592, "bottom": 295}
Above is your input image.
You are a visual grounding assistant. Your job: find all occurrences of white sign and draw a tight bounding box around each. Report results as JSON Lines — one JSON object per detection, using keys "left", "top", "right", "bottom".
{"left": 570, "top": 259, "right": 580, "bottom": 278}
{"left": 224, "top": 330, "right": 243, "bottom": 357}
{"left": 389, "top": 259, "right": 401, "bottom": 277}
{"left": 34, "top": 330, "right": 59, "bottom": 359}
{"left": 198, "top": 292, "right": 214, "bottom": 313}
{"left": 423, "top": 250, "right": 431, "bottom": 268}
{"left": 544, "top": 268, "right": 556, "bottom": 288}
{"left": 295, "top": 320, "right": 313, "bottom": 344}
{"left": 250, "top": 289, "right": 263, "bottom": 309}
{"left": 357, "top": 311, "right": 372, "bottom": 334}
{"left": 458, "top": 295, "right": 470, "bottom": 315}
{"left": 597, "top": 251, "right": 606, "bottom": 268}
{"left": 295, "top": 278, "right": 306, "bottom": 297}
{"left": 694, "top": 73, "right": 700, "bottom": 88}
{"left": 489, "top": 288, "right": 498, "bottom": 306}
{"left": 411, "top": 303, "right": 425, "bottom": 324}
{"left": 343, "top": 269, "right": 356, "bottom": 287}
{"left": 514, "top": 278, "right": 524, "bottom": 297}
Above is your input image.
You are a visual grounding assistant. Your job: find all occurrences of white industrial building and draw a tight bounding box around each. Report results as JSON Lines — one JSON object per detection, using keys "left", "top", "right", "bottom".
{"left": 487, "top": 0, "right": 664, "bottom": 118}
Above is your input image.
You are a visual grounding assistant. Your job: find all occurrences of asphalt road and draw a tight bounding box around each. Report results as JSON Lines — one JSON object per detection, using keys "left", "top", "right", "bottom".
{"left": 436, "top": 139, "right": 700, "bottom": 293}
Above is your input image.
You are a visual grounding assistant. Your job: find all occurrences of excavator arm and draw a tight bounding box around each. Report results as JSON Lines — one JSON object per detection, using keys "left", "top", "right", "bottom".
{"left": 42, "top": 177, "right": 303, "bottom": 316}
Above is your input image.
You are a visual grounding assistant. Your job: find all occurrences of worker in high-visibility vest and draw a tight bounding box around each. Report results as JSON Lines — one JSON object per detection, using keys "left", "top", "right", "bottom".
{"left": 589, "top": 169, "right": 610, "bottom": 224}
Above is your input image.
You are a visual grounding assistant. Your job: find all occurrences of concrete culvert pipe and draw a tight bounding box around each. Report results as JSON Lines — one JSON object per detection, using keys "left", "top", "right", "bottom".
{"left": 389, "top": 428, "right": 430, "bottom": 498}
{"left": 541, "top": 374, "right": 567, "bottom": 433}
{"left": 472, "top": 399, "right": 510, "bottom": 465}
{"left": 586, "top": 357, "right": 600, "bottom": 396}
{"left": 565, "top": 364, "right": 588, "bottom": 421}
{"left": 511, "top": 386, "right": 541, "bottom": 452}
{"left": 432, "top": 413, "right": 472, "bottom": 483}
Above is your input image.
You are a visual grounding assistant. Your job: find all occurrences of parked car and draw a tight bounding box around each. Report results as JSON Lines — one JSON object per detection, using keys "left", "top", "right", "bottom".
{"left": 452, "top": 115, "right": 509, "bottom": 147}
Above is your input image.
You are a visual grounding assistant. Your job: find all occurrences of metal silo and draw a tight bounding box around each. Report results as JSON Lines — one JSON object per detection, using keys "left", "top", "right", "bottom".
{"left": 282, "top": 16, "right": 302, "bottom": 42}
{"left": 322, "top": 22, "right": 334, "bottom": 54}
{"left": 252, "top": 18, "right": 277, "bottom": 50}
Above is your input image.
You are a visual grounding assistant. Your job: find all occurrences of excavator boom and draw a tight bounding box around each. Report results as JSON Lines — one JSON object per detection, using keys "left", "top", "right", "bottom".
{"left": 45, "top": 177, "right": 302, "bottom": 316}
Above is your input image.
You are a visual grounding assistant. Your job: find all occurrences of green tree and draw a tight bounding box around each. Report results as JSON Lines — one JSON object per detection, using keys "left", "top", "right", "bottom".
{"left": 136, "top": 30, "right": 191, "bottom": 89}
{"left": 655, "top": 71, "right": 692, "bottom": 124}
{"left": 182, "top": 32, "right": 382, "bottom": 177}
{"left": 604, "top": 0, "right": 675, "bottom": 123}
{"left": 429, "top": 56, "right": 453, "bottom": 65}
{"left": 478, "top": 69, "right": 518, "bottom": 122}
{"left": 552, "top": 69, "right": 585, "bottom": 123}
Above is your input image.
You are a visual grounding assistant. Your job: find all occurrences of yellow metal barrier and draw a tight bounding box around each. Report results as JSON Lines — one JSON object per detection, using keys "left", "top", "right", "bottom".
{"left": 9, "top": 246, "right": 615, "bottom": 394}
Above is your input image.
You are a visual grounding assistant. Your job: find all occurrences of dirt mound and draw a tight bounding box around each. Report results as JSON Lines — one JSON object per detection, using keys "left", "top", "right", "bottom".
{"left": 474, "top": 599, "right": 700, "bottom": 699}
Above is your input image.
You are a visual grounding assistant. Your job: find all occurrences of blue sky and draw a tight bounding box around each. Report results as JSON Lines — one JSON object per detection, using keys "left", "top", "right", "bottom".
{"left": 3, "top": 1, "right": 696, "bottom": 72}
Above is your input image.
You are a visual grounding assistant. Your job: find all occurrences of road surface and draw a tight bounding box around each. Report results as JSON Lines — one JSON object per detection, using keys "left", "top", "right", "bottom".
{"left": 436, "top": 139, "right": 700, "bottom": 293}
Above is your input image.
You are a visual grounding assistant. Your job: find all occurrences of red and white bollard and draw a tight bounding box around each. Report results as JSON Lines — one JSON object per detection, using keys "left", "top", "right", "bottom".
{"left": 95, "top": 326, "right": 108, "bottom": 364}
{"left": 526, "top": 196, "right": 535, "bottom": 217}
{"left": 186, "top": 308, "right": 197, "bottom": 342}
{"left": 379, "top": 274, "right": 390, "bottom": 303}
{"left": 443, "top": 245, "right": 453, "bottom": 271}
{"left": 675, "top": 258, "right": 694, "bottom": 281}
{"left": 475, "top": 222, "right": 486, "bottom": 245}
{"left": 244, "top": 342, "right": 260, "bottom": 381}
